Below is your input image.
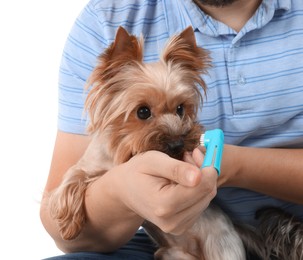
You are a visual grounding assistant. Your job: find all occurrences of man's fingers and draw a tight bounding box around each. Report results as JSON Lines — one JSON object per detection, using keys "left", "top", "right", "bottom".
{"left": 135, "top": 151, "right": 202, "bottom": 187}
{"left": 192, "top": 147, "right": 205, "bottom": 168}
{"left": 150, "top": 168, "right": 217, "bottom": 235}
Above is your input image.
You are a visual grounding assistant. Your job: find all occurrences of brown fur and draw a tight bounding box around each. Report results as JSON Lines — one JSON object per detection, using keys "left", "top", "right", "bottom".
{"left": 47, "top": 26, "right": 302, "bottom": 260}
{"left": 49, "top": 26, "right": 210, "bottom": 243}
{"left": 48, "top": 26, "right": 246, "bottom": 259}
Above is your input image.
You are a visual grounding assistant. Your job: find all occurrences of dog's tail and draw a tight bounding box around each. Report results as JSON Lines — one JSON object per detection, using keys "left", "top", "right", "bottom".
{"left": 234, "top": 223, "right": 268, "bottom": 259}
{"left": 235, "top": 207, "right": 303, "bottom": 260}
{"left": 256, "top": 207, "right": 303, "bottom": 260}
{"left": 48, "top": 167, "right": 94, "bottom": 240}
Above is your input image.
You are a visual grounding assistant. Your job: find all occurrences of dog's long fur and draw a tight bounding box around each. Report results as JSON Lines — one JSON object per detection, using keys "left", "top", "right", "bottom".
{"left": 256, "top": 208, "right": 303, "bottom": 259}
{"left": 49, "top": 27, "right": 303, "bottom": 260}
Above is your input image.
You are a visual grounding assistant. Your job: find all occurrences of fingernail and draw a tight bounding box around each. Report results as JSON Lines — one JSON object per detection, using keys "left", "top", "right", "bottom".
{"left": 193, "top": 148, "right": 204, "bottom": 168}
{"left": 186, "top": 170, "right": 199, "bottom": 185}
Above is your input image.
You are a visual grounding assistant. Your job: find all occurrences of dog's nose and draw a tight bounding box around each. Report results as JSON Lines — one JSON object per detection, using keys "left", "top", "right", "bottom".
{"left": 167, "top": 139, "right": 184, "bottom": 155}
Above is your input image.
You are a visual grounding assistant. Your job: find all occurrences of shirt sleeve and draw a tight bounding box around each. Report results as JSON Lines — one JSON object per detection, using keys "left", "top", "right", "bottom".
{"left": 57, "top": 1, "right": 108, "bottom": 135}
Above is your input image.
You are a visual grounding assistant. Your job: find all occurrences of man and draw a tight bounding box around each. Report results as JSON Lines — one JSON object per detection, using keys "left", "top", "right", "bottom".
{"left": 41, "top": 0, "right": 303, "bottom": 259}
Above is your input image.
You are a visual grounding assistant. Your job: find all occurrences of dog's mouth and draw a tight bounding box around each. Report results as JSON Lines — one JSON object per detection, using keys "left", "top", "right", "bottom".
{"left": 131, "top": 138, "right": 186, "bottom": 160}
{"left": 161, "top": 138, "right": 186, "bottom": 160}
{"left": 156, "top": 133, "right": 200, "bottom": 160}
{"left": 130, "top": 124, "right": 202, "bottom": 161}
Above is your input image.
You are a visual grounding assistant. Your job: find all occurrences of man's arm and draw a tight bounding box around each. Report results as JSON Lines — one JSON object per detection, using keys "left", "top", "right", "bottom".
{"left": 40, "top": 131, "right": 218, "bottom": 253}
{"left": 40, "top": 131, "right": 143, "bottom": 252}
{"left": 192, "top": 145, "right": 303, "bottom": 204}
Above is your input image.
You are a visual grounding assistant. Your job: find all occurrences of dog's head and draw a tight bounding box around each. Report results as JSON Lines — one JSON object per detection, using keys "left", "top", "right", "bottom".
{"left": 85, "top": 26, "right": 211, "bottom": 163}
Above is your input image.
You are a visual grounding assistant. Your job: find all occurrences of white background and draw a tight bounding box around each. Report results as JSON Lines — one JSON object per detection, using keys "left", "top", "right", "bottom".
{"left": 0, "top": 1, "right": 89, "bottom": 259}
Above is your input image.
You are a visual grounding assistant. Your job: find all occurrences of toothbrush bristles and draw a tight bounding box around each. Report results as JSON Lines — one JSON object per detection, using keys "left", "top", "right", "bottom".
{"left": 200, "top": 134, "right": 205, "bottom": 147}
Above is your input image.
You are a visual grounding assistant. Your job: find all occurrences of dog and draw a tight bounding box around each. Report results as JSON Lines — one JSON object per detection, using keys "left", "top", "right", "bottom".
{"left": 49, "top": 26, "right": 303, "bottom": 260}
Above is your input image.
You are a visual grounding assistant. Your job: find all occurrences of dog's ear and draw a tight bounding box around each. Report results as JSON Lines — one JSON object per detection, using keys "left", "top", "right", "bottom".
{"left": 162, "top": 26, "right": 211, "bottom": 93}
{"left": 179, "top": 26, "right": 198, "bottom": 50}
{"left": 85, "top": 27, "right": 144, "bottom": 133}
{"left": 162, "top": 26, "right": 209, "bottom": 67}
{"left": 101, "top": 27, "right": 143, "bottom": 78}
{"left": 109, "top": 27, "right": 143, "bottom": 62}
{"left": 88, "top": 27, "right": 143, "bottom": 83}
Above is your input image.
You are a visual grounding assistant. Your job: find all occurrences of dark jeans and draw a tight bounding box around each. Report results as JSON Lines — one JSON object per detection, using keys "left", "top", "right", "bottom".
{"left": 43, "top": 229, "right": 156, "bottom": 260}
{"left": 44, "top": 229, "right": 262, "bottom": 260}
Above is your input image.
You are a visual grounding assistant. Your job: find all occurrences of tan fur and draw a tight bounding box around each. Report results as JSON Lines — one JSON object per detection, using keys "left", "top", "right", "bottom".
{"left": 48, "top": 26, "right": 247, "bottom": 259}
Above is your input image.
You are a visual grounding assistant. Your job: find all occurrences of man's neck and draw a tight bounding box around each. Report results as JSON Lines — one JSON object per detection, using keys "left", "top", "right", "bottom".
{"left": 194, "top": 0, "right": 262, "bottom": 32}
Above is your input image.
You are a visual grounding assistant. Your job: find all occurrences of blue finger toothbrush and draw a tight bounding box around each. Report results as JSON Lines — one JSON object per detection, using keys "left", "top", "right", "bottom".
{"left": 200, "top": 129, "right": 224, "bottom": 175}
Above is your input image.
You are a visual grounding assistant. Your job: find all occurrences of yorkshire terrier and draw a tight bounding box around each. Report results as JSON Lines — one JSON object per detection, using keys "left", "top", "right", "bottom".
{"left": 49, "top": 26, "right": 303, "bottom": 260}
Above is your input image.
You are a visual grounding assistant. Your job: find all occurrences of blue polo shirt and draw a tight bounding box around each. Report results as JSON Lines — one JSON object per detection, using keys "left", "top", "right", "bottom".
{"left": 57, "top": 0, "right": 303, "bottom": 225}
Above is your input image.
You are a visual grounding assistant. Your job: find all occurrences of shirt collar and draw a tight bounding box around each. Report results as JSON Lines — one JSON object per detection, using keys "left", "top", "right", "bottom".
{"left": 176, "top": 0, "right": 292, "bottom": 37}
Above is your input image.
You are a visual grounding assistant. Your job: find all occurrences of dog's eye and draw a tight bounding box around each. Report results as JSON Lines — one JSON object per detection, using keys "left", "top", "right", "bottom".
{"left": 137, "top": 106, "right": 151, "bottom": 120}
{"left": 176, "top": 104, "right": 184, "bottom": 117}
